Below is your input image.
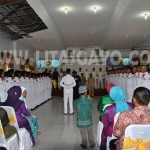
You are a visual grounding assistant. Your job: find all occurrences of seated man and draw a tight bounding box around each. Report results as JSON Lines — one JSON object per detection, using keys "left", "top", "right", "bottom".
{"left": 111, "top": 87, "right": 150, "bottom": 150}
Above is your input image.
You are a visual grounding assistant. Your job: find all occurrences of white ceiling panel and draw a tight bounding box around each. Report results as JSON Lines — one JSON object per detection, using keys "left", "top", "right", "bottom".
{"left": 23, "top": 0, "right": 150, "bottom": 50}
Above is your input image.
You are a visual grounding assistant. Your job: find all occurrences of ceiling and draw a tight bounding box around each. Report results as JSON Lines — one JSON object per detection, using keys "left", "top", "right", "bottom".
{"left": 1, "top": 0, "right": 150, "bottom": 50}
{"left": 0, "top": 0, "right": 47, "bottom": 40}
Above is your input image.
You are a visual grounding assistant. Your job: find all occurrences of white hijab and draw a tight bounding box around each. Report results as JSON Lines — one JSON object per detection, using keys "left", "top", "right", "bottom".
{"left": 20, "top": 86, "right": 28, "bottom": 109}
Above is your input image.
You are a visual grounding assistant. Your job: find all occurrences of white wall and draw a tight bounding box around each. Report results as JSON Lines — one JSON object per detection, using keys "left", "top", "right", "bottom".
{"left": 34, "top": 47, "right": 107, "bottom": 73}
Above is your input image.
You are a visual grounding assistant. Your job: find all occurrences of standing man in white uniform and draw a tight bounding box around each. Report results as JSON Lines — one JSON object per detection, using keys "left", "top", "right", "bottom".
{"left": 97, "top": 68, "right": 103, "bottom": 89}
{"left": 60, "top": 68, "right": 76, "bottom": 115}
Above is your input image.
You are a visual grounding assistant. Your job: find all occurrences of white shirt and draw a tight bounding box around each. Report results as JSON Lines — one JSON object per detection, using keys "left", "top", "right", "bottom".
{"left": 60, "top": 74, "right": 76, "bottom": 93}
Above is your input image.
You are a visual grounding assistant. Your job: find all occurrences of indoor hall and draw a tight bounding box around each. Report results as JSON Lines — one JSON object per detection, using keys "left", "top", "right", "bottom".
{"left": 0, "top": 0, "right": 150, "bottom": 150}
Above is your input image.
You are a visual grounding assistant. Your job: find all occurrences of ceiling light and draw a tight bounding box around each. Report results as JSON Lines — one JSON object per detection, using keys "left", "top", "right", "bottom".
{"left": 90, "top": 5, "right": 101, "bottom": 13}
{"left": 59, "top": 6, "right": 72, "bottom": 14}
{"left": 144, "top": 13, "right": 148, "bottom": 20}
{"left": 93, "top": 7, "right": 97, "bottom": 13}
{"left": 64, "top": 8, "right": 68, "bottom": 14}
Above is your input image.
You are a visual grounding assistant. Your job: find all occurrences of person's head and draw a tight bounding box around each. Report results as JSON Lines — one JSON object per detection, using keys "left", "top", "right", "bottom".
{"left": 90, "top": 73, "right": 93, "bottom": 77}
{"left": 81, "top": 73, "right": 84, "bottom": 77}
{"left": 132, "top": 87, "right": 150, "bottom": 107}
{"left": 66, "top": 68, "right": 71, "bottom": 74}
{"left": 126, "top": 67, "right": 131, "bottom": 74}
{"left": 14, "top": 70, "right": 21, "bottom": 78}
{"left": 109, "top": 86, "right": 130, "bottom": 112}
{"left": 137, "top": 66, "right": 141, "bottom": 72}
{"left": 106, "top": 83, "right": 116, "bottom": 94}
{"left": 132, "top": 66, "right": 137, "bottom": 74}
{"left": 54, "top": 68, "right": 57, "bottom": 72}
{"left": 79, "top": 86, "right": 87, "bottom": 96}
{"left": 99, "top": 68, "right": 102, "bottom": 71}
{"left": 141, "top": 65, "right": 148, "bottom": 73}
{"left": 6, "top": 86, "right": 22, "bottom": 111}
{"left": 20, "top": 86, "right": 27, "bottom": 98}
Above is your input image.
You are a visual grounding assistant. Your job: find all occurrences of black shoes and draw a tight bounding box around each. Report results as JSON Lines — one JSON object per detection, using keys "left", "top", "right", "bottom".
{"left": 63, "top": 113, "right": 67, "bottom": 115}
{"left": 80, "top": 144, "right": 87, "bottom": 149}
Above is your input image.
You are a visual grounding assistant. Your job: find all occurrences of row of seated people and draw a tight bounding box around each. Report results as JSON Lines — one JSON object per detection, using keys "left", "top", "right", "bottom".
{"left": 97, "top": 83, "right": 150, "bottom": 150}
{"left": 0, "top": 86, "right": 41, "bottom": 150}
{"left": 0, "top": 69, "right": 52, "bottom": 109}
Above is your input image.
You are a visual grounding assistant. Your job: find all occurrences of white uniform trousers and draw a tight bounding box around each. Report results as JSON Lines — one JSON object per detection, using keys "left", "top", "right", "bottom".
{"left": 64, "top": 92, "right": 73, "bottom": 114}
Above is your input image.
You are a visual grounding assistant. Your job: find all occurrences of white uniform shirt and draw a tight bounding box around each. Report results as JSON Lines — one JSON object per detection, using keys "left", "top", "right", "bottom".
{"left": 60, "top": 74, "right": 76, "bottom": 93}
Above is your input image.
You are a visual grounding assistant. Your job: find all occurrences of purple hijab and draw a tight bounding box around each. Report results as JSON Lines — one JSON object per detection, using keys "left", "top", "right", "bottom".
{"left": 5, "top": 86, "right": 23, "bottom": 111}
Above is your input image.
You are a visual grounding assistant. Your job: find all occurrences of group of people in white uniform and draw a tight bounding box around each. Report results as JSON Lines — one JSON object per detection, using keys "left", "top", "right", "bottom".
{"left": 0, "top": 69, "right": 52, "bottom": 109}
{"left": 58, "top": 67, "right": 106, "bottom": 90}
{"left": 107, "top": 65, "right": 150, "bottom": 102}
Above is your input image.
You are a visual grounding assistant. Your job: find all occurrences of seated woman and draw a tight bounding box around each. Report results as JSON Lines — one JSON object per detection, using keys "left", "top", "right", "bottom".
{"left": 111, "top": 87, "right": 150, "bottom": 150}
{"left": 97, "top": 83, "right": 115, "bottom": 121}
{"left": 100, "top": 86, "right": 134, "bottom": 150}
{"left": 20, "top": 86, "right": 41, "bottom": 138}
{"left": 5, "top": 86, "right": 35, "bottom": 145}
{"left": 0, "top": 107, "right": 18, "bottom": 139}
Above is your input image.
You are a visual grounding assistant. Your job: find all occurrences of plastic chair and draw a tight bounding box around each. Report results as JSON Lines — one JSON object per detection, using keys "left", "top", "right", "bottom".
{"left": 0, "top": 106, "right": 32, "bottom": 150}
{"left": 123, "top": 125, "right": 150, "bottom": 150}
{"left": 0, "top": 120, "right": 19, "bottom": 150}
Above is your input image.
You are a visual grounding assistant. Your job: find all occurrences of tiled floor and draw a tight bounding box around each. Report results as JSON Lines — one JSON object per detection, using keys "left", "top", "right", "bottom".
{"left": 32, "top": 96, "right": 99, "bottom": 150}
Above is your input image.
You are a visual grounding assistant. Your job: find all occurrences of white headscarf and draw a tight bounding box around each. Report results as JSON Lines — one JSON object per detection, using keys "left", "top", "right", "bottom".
{"left": 20, "top": 86, "right": 28, "bottom": 109}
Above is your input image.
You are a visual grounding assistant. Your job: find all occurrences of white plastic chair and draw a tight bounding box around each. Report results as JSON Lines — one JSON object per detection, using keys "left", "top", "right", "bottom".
{"left": 0, "top": 106, "right": 32, "bottom": 150}
{"left": 123, "top": 125, "right": 150, "bottom": 150}
{"left": 0, "top": 120, "right": 19, "bottom": 150}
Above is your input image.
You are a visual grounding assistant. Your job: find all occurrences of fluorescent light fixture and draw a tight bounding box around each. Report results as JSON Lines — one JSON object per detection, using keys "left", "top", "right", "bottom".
{"left": 90, "top": 5, "right": 101, "bottom": 13}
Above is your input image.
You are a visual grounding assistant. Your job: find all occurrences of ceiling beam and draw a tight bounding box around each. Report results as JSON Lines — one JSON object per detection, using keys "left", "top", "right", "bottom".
{"left": 100, "top": 0, "right": 132, "bottom": 48}
{"left": 0, "top": 5, "right": 23, "bottom": 22}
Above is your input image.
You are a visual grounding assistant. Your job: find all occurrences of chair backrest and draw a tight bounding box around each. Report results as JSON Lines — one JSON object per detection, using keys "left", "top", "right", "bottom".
{"left": 0, "top": 120, "right": 6, "bottom": 142}
{"left": 97, "top": 121, "right": 104, "bottom": 146}
{"left": 111, "top": 112, "right": 120, "bottom": 139}
{"left": 123, "top": 125, "right": 150, "bottom": 150}
{"left": 0, "top": 106, "right": 19, "bottom": 130}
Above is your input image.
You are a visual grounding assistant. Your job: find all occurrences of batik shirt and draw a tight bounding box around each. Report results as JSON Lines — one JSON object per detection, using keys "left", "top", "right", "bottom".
{"left": 114, "top": 106, "right": 150, "bottom": 150}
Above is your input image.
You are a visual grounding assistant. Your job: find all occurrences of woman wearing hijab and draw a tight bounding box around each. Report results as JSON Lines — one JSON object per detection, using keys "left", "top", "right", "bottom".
{"left": 97, "top": 83, "right": 115, "bottom": 121}
{"left": 5, "top": 86, "right": 35, "bottom": 145}
{"left": 100, "top": 86, "right": 134, "bottom": 150}
{"left": 20, "top": 86, "right": 41, "bottom": 138}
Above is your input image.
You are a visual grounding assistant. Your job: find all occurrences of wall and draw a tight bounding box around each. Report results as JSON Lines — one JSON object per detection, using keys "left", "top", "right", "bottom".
{"left": 34, "top": 46, "right": 107, "bottom": 73}
{"left": 0, "top": 37, "right": 35, "bottom": 70}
